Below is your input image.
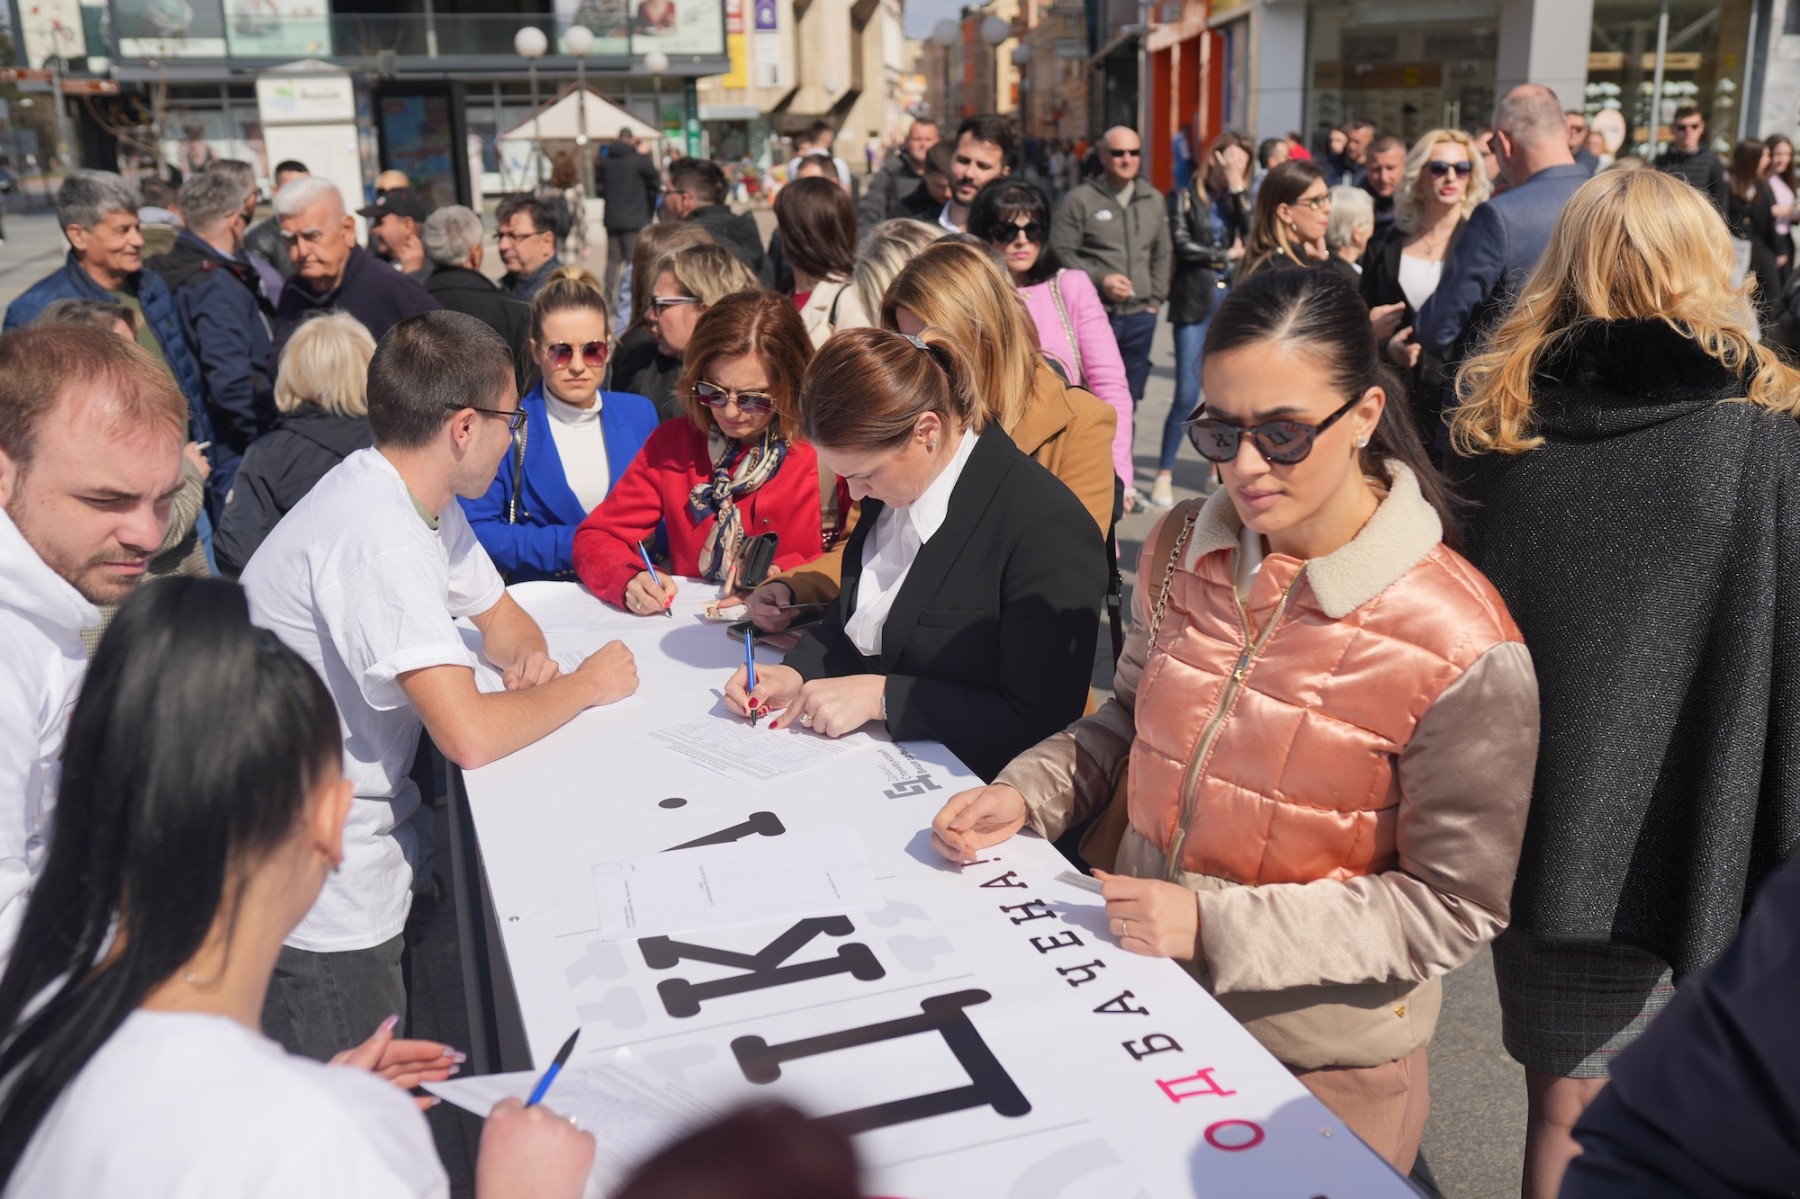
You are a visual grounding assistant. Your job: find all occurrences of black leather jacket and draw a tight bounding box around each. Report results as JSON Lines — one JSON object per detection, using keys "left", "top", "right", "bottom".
{"left": 1167, "top": 182, "right": 1249, "bottom": 326}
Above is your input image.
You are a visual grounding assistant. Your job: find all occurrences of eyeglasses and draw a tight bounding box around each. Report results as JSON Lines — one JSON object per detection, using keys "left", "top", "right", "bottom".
{"left": 1107, "top": 148, "right": 1141, "bottom": 159}
{"left": 1184, "top": 395, "right": 1359, "bottom": 465}
{"left": 989, "top": 219, "right": 1045, "bottom": 245}
{"left": 450, "top": 404, "right": 528, "bottom": 433}
{"left": 495, "top": 227, "right": 549, "bottom": 243}
{"left": 1426, "top": 160, "right": 1474, "bottom": 179}
{"left": 651, "top": 295, "right": 703, "bottom": 312}
{"left": 693, "top": 380, "right": 777, "bottom": 414}
{"left": 545, "top": 340, "right": 607, "bottom": 369}
{"left": 1294, "top": 192, "right": 1332, "bottom": 211}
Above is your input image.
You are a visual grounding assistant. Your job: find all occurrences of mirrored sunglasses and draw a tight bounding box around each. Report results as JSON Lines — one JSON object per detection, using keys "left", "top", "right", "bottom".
{"left": 545, "top": 340, "right": 607, "bottom": 369}
{"left": 693, "top": 380, "right": 776, "bottom": 414}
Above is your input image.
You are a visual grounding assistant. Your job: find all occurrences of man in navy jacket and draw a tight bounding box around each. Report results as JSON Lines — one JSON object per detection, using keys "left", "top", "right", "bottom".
{"left": 148, "top": 169, "right": 277, "bottom": 510}
{"left": 270, "top": 176, "right": 440, "bottom": 362}
{"left": 3, "top": 170, "right": 210, "bottom": 448}
{"left": 1417, "top": 84, "right": 1591, "bottom": 369}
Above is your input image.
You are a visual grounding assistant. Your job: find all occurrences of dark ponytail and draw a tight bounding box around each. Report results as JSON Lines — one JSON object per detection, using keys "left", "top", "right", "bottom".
{"left": 0, "top": 578, "right": 342, "bottom": 1182}
{"left": 1203, "top": 267, "right": 1463, "bottom": 546}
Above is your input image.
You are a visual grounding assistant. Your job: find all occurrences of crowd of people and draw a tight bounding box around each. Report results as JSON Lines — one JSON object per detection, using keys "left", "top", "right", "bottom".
{"left": 0, "top": 77, "right": 1797, "bottom": 1199}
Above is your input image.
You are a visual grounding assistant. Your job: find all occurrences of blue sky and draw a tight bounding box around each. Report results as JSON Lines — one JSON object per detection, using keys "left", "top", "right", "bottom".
{"left": 903, "top": 0, "right": 965, "bottom": 41}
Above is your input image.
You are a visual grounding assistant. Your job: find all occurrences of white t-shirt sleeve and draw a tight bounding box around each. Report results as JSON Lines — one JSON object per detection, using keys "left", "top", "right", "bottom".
{"left": 316, "top": 547, "right": 479, "bottom": 713}
{"left": 441, "top": 501, "right": 507, "bottom": 621}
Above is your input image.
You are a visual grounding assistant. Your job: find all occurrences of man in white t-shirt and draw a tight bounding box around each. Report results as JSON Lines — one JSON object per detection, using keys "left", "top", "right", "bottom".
{"left": 0, "top": 325, "right": 188, "bottom": 966}
{"left": 242, "top": 309, "right": 638, "bottom": 1060}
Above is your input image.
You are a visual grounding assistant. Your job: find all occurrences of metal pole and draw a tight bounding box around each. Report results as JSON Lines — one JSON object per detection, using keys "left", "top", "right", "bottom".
{"left": 1647, "top": 0, "right": 1669, "bottom": 157}
{"left": 1136, "top": 0, "right": 1149, "bottom": 140}
{"left": 529, "top": 60, "right": 543, "bottom": 185}
{"left": 1738, "top": 0, "right": 1759, "bottom": 140}
{"left": 576, "top": 56, "right": 592, "bottom": 197}
{"left": 48, "top": 58, "right": 71, "bottom": 173}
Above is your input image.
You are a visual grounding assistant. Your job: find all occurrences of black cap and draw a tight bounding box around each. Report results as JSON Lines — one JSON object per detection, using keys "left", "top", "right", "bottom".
{"left": 358, "top": 187, "right": 429, "bottom": 222}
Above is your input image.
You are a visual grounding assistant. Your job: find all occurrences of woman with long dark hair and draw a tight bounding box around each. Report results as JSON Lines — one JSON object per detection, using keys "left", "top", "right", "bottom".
{"left": 1235, "top": 159, "right": 1331, "bottom": 280}
{"left": 773, "top": 177, "right": 871, "bottom": 346}
{"left": 931, "top": 268, "right": 1538, "bottom": 1172}
{"left": 967, "top": 178, "right": 1134, "bottom": 509}
{"left": 1727, "top": 138, "right": 1783, "bottom": 320}
{"left": 0, "top": 578, "right": 593, "bottom": 1195}
{"left": 1761, "top": 132, "right": 1795, "bottom": 275}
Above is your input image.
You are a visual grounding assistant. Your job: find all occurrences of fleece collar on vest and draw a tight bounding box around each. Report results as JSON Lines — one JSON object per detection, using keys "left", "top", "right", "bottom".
{"left": 1183, "top": 460, "right": 1442, "bottom": 618}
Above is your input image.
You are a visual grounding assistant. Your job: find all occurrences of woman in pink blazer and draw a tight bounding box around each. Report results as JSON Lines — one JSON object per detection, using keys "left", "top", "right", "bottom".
{"left": 968, "top": 179, "right": 1137, "bottom": 512}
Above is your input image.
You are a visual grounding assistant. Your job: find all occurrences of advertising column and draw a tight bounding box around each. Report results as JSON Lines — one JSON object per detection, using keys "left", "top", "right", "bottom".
{"left": 256, "top": 62, "right": 365, "bottom": 219}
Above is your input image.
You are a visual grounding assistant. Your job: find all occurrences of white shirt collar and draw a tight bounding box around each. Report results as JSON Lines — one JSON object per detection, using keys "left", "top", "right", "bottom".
{"left": 545, "top": 389, "right": 603, "bottom": 427}
{"left": 900, "top": 428, "right": 977, "bottom": 544}
{"left": 938, "top": 200, "right": 961, "bottom": 232}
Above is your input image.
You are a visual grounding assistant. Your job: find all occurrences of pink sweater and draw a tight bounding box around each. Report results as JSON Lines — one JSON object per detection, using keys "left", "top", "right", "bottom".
{"left": 1019, "top": 269, "right": 1134, "bottom": 488}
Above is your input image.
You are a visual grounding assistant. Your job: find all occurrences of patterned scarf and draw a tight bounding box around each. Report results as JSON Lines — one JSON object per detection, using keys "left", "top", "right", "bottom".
{"left": 687, "top": 428, "right": 787, "bottom": 582}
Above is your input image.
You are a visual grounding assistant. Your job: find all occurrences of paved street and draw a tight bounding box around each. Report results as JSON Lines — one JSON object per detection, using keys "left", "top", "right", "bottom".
{"left": 0, "top": 205, "right": 1528, "bottom": 1198}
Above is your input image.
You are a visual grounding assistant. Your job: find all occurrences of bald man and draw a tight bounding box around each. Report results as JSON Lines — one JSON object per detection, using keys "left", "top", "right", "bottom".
{"left": 1416, "top": 84, "right": 1586, "bottom": 371}
{"left": 1050, "top": 125, "right": 1171, "bottom": 420}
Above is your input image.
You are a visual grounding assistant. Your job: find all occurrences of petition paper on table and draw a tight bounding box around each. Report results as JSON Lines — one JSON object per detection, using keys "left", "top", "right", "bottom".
{"left": 593, "top": 828, "right": 884, "bottom": 942}
{"left": 424, "top": 1049, "right": 719, "bottom": 1197}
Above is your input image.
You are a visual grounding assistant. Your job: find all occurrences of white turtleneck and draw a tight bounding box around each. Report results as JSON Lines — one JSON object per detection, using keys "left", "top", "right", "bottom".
{"left": 543, "top": 390, "right": 610, "bottom": 512}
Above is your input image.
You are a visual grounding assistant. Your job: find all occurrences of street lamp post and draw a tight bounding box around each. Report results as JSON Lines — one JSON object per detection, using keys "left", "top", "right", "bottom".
{"left": 514, "top": 25, "right": 549, "bottom": 186}
{"left": 979, "top": 15, "right": 1010, "bottom": 117}
{"left": 1012, "top": 42, "right": 1034, "bottom": 139}
{"left": 565, "top": 24, "right": 595, "bottom": 197}
{"left": 644, "top": 48, "right": 670, "bottom": 157}
{"left": 930, "top": 20, "right": 958, "bottom": 118}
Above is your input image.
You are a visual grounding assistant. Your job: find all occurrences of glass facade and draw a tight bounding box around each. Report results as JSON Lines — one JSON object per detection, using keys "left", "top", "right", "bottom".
{"left": 1305, "top": 0, "right": 1498, "bottom": 151}
{"left": 1587, "top": 0, "right": 1759, "bottom": 158}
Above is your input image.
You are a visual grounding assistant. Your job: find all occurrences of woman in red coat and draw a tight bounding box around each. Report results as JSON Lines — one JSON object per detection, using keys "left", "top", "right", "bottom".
{"left": 574, "top": 290, "right": 844, "bottom": 614}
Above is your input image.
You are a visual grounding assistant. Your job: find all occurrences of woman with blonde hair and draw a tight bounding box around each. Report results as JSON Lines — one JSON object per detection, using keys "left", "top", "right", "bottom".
{"left": 851, "top": 218, "right": 941, "bottom": 322}
{"left": 214, "top": 313, "right": 376, "bottom": 576}
{"left": 1362, "top": 127, "right": 1491, "bottom": 434}
{"left": 625, "top": 242, "right": 761, "bottom": 416}
{"left": 1452, "top": 166, "right": 1800, "bottom": 1199}
{"left": 462, "top": 266, "right": 660, "bottom": 581}
{"left": 608, "top": 221, "right": 715, "bottom": 403}
{"left": 745, "top": 239, "right": 1116, "bottom": 630}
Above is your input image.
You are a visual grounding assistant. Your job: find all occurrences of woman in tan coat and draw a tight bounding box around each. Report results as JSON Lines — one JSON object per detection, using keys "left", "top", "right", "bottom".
{"left": 748, "top": 240, "right": 1115, "bottom": 624}
{"left": 930, "top": 268, "right": 1539, "bottom": 1171}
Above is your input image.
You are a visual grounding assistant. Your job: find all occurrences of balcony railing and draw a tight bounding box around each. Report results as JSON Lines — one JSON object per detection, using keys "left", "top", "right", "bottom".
{"left": 112, "top": 12, "right": 721, "bottom": 65}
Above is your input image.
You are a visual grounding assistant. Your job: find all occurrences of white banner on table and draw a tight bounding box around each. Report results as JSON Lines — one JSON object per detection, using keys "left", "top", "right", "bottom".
{"left": 459, "top": 586, "right": 1418, "bottom": 1197}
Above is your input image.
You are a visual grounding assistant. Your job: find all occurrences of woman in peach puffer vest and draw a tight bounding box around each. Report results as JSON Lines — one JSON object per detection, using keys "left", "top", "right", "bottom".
{"left": 931, "top": 268, "right": 1539, "bottom": 1172}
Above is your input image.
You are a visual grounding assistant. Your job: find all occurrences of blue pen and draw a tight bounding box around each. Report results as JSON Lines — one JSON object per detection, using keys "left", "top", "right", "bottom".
{"left": 526, "top": 1028, "right": 580, "bottom": 1107}
{"left": 636, "top": 540, "right": 673, "bottom": 617}
{"left": 744, "top": 625, "right": 758, "bottom": 727}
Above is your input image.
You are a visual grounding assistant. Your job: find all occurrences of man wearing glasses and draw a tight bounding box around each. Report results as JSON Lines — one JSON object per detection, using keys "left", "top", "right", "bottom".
{"left": 495, "top": 193, "right": 563, "bottom": 302}
{"left": 1654, "top": 104, "right": 1729, "bottom": 213}
{"left": 1050, "top": 125, "right": 1172, "bottom": 418}
{"left": 243, "top": 310, "right": 637, "bottom": 1063}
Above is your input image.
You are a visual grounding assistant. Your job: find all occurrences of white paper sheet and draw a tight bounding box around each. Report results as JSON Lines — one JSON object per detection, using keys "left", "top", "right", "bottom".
{"left": 424, "top": 1049, "right": 719, "bottom": 1197}
{"left": 471, "top": 649, "right": 592, "bottom": 694}
{"left": 592, "top": 828, "right": 883, "bottom": 942}
{"left": 645, "top": 716, "right": 861, "bottom": 784}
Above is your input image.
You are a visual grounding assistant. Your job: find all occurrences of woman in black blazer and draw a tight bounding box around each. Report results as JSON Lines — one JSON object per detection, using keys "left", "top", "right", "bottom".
{"left": 725, "top": 326, "right": 1107, "bottom": 781}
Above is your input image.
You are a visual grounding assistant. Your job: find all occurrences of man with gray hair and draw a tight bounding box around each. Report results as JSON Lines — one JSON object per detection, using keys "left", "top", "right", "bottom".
{"left": 2, "top": 171, "right": 207, "bottom": 448}
{"left": 1324, "top": 184, "right": 1376, "bottom": 282}
{"left": 205, "top": 157, "right": 285, "bottom": 300}
{"left": 1417, "top": 83, "right": 1587, "bottom": 374}
{"left": 270, "top": 175, "right": 440, "bottom": 362}
{"left": 146, "top": 168, "right": 277, "bottom": 508}
{"left": 422, "top": 204, "right": 532, "bottom": 392}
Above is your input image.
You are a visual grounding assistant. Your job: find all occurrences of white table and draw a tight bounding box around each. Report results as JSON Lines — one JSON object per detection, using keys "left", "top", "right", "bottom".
{"left": 449, "top": 580, "right": 1417, "bottom": 1197}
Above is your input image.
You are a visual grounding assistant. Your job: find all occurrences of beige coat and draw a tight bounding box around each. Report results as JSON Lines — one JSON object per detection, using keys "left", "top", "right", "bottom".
{"left": 796, "top": 277, "right": 872, "bottom": 348}
{"left": 997, "top": 468, "right": 1539, "bottom": 1070}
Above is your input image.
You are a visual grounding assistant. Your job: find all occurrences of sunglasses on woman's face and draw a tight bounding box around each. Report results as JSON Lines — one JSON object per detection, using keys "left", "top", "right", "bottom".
{"left": 990, "top": 219, "right": 1045, "bottom": 245}
{"left": 694, "top": 380, "right": 777, "bottom": 414}
{"left": 1426, "top": 160, "right": 1474, "bottom": 179}
{"left": 545, "top": 340, "right": 607, "bottom": 369}
{"left": 1184, "top": 395, "right": 1359, "bottom": 465}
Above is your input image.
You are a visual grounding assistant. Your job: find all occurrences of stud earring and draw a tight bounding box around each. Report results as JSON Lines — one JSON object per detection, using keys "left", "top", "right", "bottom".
{"left": 928, "top": 439, "right": 939, "bottom": 451}
{"left": 1354, "top": 436, "right": 1368, "bottom": 448}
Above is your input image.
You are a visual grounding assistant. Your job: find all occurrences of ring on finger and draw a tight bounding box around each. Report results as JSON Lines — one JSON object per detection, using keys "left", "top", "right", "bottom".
{"left": 799, "top": 712, "right": 813, "bottom": 726}
{"left": 1123, "top": 919, "right": 1131, "bottom": 939}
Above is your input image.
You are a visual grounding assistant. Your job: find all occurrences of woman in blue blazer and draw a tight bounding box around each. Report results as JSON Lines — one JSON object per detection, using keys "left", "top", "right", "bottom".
{"left": 463, "top": 266, "right": 660, "bottom": 581}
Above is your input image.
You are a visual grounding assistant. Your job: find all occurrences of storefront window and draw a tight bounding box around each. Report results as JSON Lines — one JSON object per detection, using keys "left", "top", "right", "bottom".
{"left": 1305, "top": 0, "right": 1497, "bottom": 152}
{"left": 1588, "top": 0, "right": 1757, "bottom": 159}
